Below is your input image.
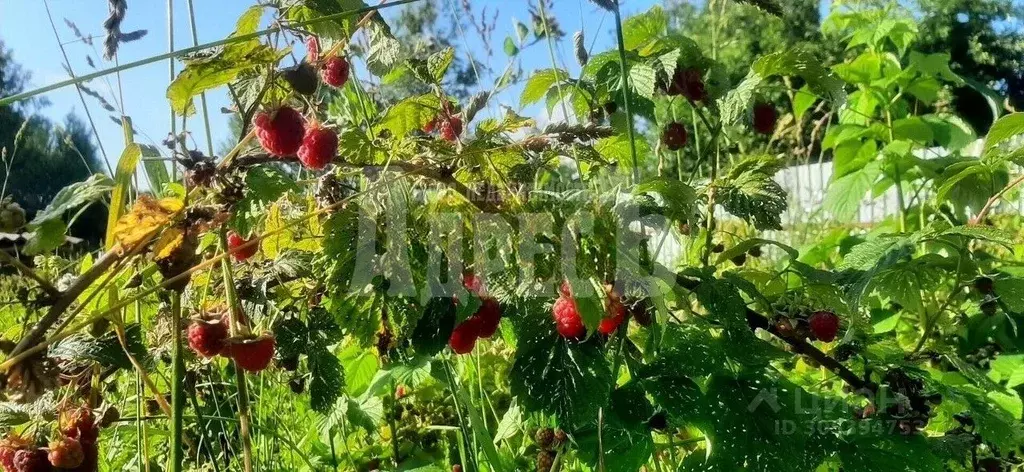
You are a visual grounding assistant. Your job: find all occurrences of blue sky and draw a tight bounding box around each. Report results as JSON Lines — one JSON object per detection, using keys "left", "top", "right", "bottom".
{"left": 0, "top": 0, "right": 820, "bottom": 173}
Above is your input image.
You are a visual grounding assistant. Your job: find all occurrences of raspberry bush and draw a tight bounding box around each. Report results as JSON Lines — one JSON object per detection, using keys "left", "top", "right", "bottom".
{"left": 1, "top": 1, "right": 1024, "bottom": 471}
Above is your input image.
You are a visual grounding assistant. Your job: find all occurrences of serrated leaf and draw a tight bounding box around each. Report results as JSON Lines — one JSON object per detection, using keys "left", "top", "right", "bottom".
{"left": 622, "top": 6, "right": 667, "bottom": 52}
{"left": 365, "top": 22, "right": 401, "bottom": 77}
{"left": 28, "top": 174, "right": 113, "bottom": 228}
{"left": 575, "top": 383, "right": 654, "bottom": 472}
{"left": 718, "top": 155, "right": 788, "bottom": 230}
{"left": 24, "top": 219, "right": 68, "bottom": 255}
{"left": 720, "top": 47, "right": 847, "bottom": 126}
{"left": 521, "top": 69, "right": 568, "bottom": 108}
{"left": 628, "top": 62, "right": 657, "bottom": 99}
{"left": 493, "top": 399, "right": 522, "bottom": 444}
{"left": 51, "top": 324, "right": 149, "bottom": 370}
{"left": 112, "top": 196, "right": 184, "bottom": 249}
{"left": 825, "top": 161, "right": 881, "bottom": 221}
{"left": 510, "top": 322, "right": 611, "bottom": 426}
{"left": 634, "top": 178, "right": 697, "bottom": 222}
{"left": 309, "top": 348, "right": 344, "bottom": 413}
{"left": 379, "top": 94, "right": 441, "bottom": 137}
{"left": 984, "top": 112, "right": 1024, "bottom": 154}
{"left": 680, "top": 372, "right": 839, "bottom": 471}
{"left": 167, "top": 6, "right": 285, "bottom": 115}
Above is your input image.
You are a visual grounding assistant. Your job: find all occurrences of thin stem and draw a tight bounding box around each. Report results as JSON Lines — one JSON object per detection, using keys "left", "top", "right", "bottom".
{"left": 0, "top": 0, "right": 424, "bottom": 107}
{"left": 0, "top": 250, "right": 60, "bottom": 298}
{"left": 42, "top": 0, "right": 112, "bottom": 175}
{"left": 975, "top": 172, "right": 1024, "bottom": 224}
{"left": 611, "top": 3, "right": 640, "bottom": 182}
{"left": 219, "top": 230, "right": 254, "bottom": 472}
{"left": 169, "top": 294, "right": 185, "bottom": 472}
{"left": 185, "top": 0, "right": 216, "bottom": 158}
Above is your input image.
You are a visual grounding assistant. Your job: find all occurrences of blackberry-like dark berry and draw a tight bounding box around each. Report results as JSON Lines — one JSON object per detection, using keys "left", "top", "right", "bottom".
{"left": 730, "top": 253, "right": 747, "bottom": 266}
{"left": 536, "top": 450, "right": 555, "bottom": 472}
{"left": 974, "top": 276, "right": 994, "bottom": 295}
{"left": 711, "top": 243, "right": 725, "bottom": 253}
{"left": 279, "top": 355, "right": 299, "bottom": 371}
{"left": 535, "top": 427, "right": 555, "bottom": 449}
{"left": 289, "top": 377, "right": 305, "bottom": 394}
{"left": 282, "top": 63, "right": 319, "bottom": 95}
{"left": 748, "top": 245, "right": 762, "bottom": 257}
{"left": 981, "top": 299, "right": 998, "bottom": 316}
{"left": 661, "top": 122, "right": 688, "bottom": 151}
{"left": 603, "top": 101, "right": 618, "bottom": 114}
{"left": 647, "top": 411, "right": 668, "bottom": 430}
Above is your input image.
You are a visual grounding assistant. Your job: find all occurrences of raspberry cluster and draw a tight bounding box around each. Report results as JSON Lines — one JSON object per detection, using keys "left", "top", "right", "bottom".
{"left": 773, "top": 310, "right": 841, "bottom": 343}
{"left": 253, "top": 106, "right": 340, "bottom": 170}
{"left": 448, "top": 273, "right": 503, "bottom": 354}
{"left": 551, "top": 281, "right": 627, "bottom": 339}
{"left": 186, "top": 310, "right": 276, "bottom": 373}
{"left": 423, "top": 101, "right": 463, "bottom": 142}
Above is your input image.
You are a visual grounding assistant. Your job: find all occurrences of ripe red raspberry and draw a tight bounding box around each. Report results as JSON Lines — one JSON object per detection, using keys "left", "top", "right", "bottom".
{"left": 394, "top": 384, "right": 407, "bottom": 400}
{"left": 227, "top": 231, "right": 258, "bottom": 261}
{"left": 297, "top": 125, "right": 338, "bottom": 170}
{"left": 48, "top": 437, "right": 84, "bottom": 469}
{"left": 423, "top": 118, "right": 439, "bottom": 134}
{"left": 254, "top": 106, "right": 305, "bottom": 157}
{"left": 808, "top": 311, "right": 840, "bottom": 342}
{"left": 474, "top": 298, "right": 502, "bottom": 339}
{"left": 452, "top": 465, "right": 463, "bottom": 472}
{"left": 448, "top": 317, "right": 480, "bottom": 354}
{"left": 305, "top": 36, "right": 320, "bottom": 63}
{"left": 598, "top": 296, "right": 627, "bottom": 335}
{"left": 0, "top": 435, "right": 27, "bottom": 472}
{"left": 226, "top": 334, "right": 276, "bottom": 372}
{"left": 12, "top": 449, "right": 48, "bottom": 472}
{"left": 753, "top": 103, "right": 777, "bottom": 135}
{"left": 187, "top": 318, "right": 228, "bottom": 358}
{"left": 60, "top": 408, "right": 98, "bottom": 446}
{"left": 321, "top": 56, "right": 350, "bottom": 88}
{"left": 662, "top": 123, "right": 688, "bottom": 151}
{"left": 552, "top": 296, "right": 585, "bottom": 339}
{"left": 440, "top": 117, "right": 463, "bottom": 142}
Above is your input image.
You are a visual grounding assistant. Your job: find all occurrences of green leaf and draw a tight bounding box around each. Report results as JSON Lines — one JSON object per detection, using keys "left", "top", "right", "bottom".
{"left": 167, "top": 6, "right": 285, "bottom": 115}
{"left": 509, "top": 311, "right": 611, "bottom": 426}
{"left": 492, "top": 399, "right": 522, "bottom": 445}
{"left": 792, "top": 85, "right": 818, "bottom": 120}
{"left": 309, "top": 348, "right": 344, "bottom": 413}
{"left": 622, "top": 6, "right": 667, "bottom": 52}
{"left": 427, "top": 47, "right": 454, "bottom": 83}
{"left": 379, "top": 93, "right": 441, "bottom": 137}
{"left": 28, "top": 174, "right": 112, "bottom": 228}
{"left": 140, "top": 144, "right": 170, "bottom": 193}
{"left": 230, "top": 166, "right": 300, "bottom": 236}
{"left": 937, "top": 226, "right": 1015, "bottom": 248}
{"left": 24, "top": 218, "right": 68, "bottom": 255}
{"left": 575, "top": 383, "right": 654, "bottom": 472}
{"left": 365, "top": 22, "right": 401, "bottom": 77}
{"left": 0, "top": 404, "right": 30, "bottom": 428}
{"left": 985, "top": 112, "right": 1024, "bottom": 154}
{"left": 51, "top": 324, "right": 149, "bottom": 370}
{"left": 825, "top": 161, "right": 881, "bottom": 221}
{"left": 680, "top": 372, "right": 839, "bottom": 471}
{"left": 838, "top": 427, "right": 945, "bottom": 472}
{"left": 634, "top": 178, "right": 697, "bottom": 223}
{"left": 627, "top": 62, "right": 658, "bottom": 99}
{"left": 721, "top": 47, "right": 847, "bottom": 125}
{"left": 503, "top": 36, "right": 519, "bottom": 57}
{"left": 521, "top": 69, "right": 569, "bottom": 108}
{"left": 718, "top": 155, "right": 788, "bottom": 230}
{"left": 715, "top": 238, "right": 798, "bottom": 264}
{"left": 411, "top": 297, "right": 456, "bottom": 357}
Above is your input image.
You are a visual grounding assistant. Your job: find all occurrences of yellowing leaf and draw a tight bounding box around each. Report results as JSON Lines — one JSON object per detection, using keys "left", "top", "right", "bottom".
{"left": 152, "top": 227, "right": 185, "bottom": 261}
{"left": 113, "top": 196, "right": 184, "bottom": 250}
